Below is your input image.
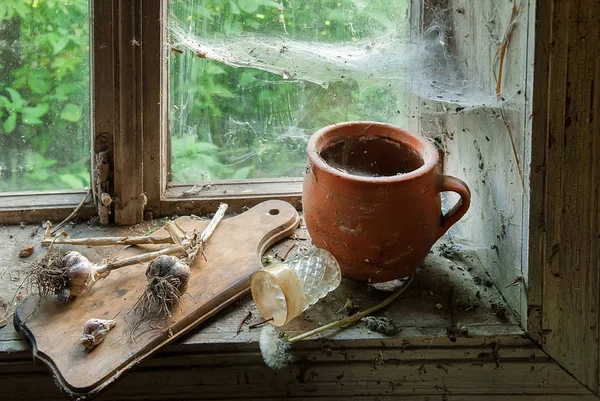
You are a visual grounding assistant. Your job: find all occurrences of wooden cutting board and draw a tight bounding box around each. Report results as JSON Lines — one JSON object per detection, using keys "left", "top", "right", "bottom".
{"left": 14, "top": 200, "right": 299, "bottom": 399}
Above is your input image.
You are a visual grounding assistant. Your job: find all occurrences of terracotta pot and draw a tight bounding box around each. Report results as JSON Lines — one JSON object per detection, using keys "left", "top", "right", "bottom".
{"left": 302, "top": 121, "right": 471, "bottom": 282}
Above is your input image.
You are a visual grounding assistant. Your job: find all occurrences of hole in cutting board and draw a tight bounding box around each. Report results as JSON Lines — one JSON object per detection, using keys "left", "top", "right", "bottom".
{"left": 269, "top": 209, "right": 280, "bottom": 215}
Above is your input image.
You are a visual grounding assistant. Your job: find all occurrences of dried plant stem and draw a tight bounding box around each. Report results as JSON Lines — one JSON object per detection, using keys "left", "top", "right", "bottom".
{"left": 51, "top": 188, "right": 92, "bottom": 235}
{"left": 41, "top": 203, "right": 228, "bottom": 248}
{"left": 164, "top": 222, "right": 186, "bottom": 245}
{"left": 41, "top": 235, "right": 174, "bottom": 247}
{"left": 492, "top": 1, "right": 524, "bottom": 191}
{"left": 179, "top": 203, "right": 228, "bottom": 261}
{"left": 200, "top": 203, "right": 228, "bottom": 243}
{"left": 94, "top": 245, "right": 187, "bottom": 276}
{"left": 288, "top": 274, "right": 415, "bottom": 344}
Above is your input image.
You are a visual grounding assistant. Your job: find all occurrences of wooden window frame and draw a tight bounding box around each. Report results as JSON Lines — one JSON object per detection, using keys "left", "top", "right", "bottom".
{"left": 0, "top": 0, "right": 598, "bottom": 398}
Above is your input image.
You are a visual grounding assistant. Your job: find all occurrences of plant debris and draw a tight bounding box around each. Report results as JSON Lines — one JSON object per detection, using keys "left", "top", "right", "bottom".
{"left": 491, "top": 302, "right": 508, "bottom": 322}
{"left": 236, "top": 311, "right": 252, "bottom": 335}
{"left": 337, "top": 298, "right": 360, "bottom": 316}
{"left": 19, "top": 245, "right": 35, "bottom": 258}
{"left": 23, "top": 247, "right": 69, "bottom": 299}
{"left": 259, "top": 324, "right": 294, "bottom": 370}
{"left": 362, "top": 316, "right": 400, "bottom": 335}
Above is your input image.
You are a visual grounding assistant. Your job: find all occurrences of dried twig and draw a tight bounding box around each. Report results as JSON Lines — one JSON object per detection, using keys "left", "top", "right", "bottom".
{"left": 249, "top": 317, "right": 274, "bottom": 329}
{"left": 236, "top": 311, "right": 252, "bottom": 335}
{"left": 288, "top": 274, "right": 415, "bottom": 343}
{"left": 41, "top": 235, "right": 174, "bottom": 247}
{"left": 51, "top": 188, "right": 92, "bottom": 235}
{"left": 492, "top": 1, "right": 524, "bottom": 191}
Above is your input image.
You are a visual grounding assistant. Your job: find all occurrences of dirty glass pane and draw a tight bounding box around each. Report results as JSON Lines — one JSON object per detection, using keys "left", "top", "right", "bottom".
{"left": 0, "top": 0, "right": 90, "bottom": 191}
{"left": 169, "top": 0, "right": 410, "bottom": 182}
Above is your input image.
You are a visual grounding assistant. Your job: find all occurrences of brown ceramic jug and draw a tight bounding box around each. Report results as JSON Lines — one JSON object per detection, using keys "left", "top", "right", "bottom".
{"left": 302, "top": 121, "right": 471, "bottom": 282}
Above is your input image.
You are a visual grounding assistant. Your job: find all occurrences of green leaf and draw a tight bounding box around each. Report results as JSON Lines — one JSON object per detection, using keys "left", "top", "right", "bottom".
{"left": 22, "top": 103, "right": 49, "bottom": 125}
{"left": 2, "top": 112, "right": 17, "bottom": 134}
{"left": 23, "top": 103, "right": 49, "bottom": 118}
{"left": 0, "top": 3, "right": 7, "bottom": 23}
{"left": 6, "top": 88, "right": 25, "bottom": 111}
{"left": 237, "top": 71, "right": 256, "bottom": 86}
{"left": 229, "top": 0, "right": 241, "bottom": 14}
{"left": 204, "top": 63, "right": 227, "bottom": 75}
{"left": 11, "top": 1, "right": 29, "bottom": 19}
{"left": 242, "top": 17, "right": 261, "bottom": 29}
{"left": 0, "top": 95, "right": 10, "bottom": 109}
{"left": 28, "top": 72, "right": 52, "bottom": 95}
{"left": 237, "top": 0, "right": 259, "bottom": 14}
{"left": 210, "top": 86, "right": 234, "bottom": 98}
{"left": 60, "top": 103, "right": 82, "bottom": 122}
{"left": 52, "top": 83, "right": 81, "bottom": 101}
{"left": 231, "top": 166, "right": 253, "bottom": 179}
{"left": 77, "top": 170, "right": 91, "bottom": 186}
{"left": 51, "top": 36, "right": 71, "bottom": 56}
{"left": 190, "top": 141, "right": 219, "bottom": 154}
{"left": 58, "top": 173, "right": 85, "bottom": 189}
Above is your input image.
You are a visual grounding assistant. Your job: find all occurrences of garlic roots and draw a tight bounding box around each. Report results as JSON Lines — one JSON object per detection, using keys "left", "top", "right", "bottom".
{"left": 131, "top": 255, "right": 191, "bottom": 324}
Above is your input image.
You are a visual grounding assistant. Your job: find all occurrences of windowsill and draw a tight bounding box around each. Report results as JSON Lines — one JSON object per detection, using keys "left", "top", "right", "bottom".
{"left": 0, "top": 215, "right": 523, "bottom": 399}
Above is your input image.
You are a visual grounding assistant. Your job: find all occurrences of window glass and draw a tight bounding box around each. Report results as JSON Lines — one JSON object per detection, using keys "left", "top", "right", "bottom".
{"left": 0, "top": 0, "right": 90, "bottom": 191}
{"left": 169, "top": 0, "right": 410, "bottom": 182}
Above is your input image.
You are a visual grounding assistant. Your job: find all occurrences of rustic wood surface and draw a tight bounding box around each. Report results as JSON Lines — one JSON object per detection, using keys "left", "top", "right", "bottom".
{"left": 528, "top": 0, "right": 600, "bottom": 393}
{"left": 0, "top": 190, "right": 96, "bottom": 225}
{"left": 1, "top": 206, "right": 569, "bottom": 400}
{"left": 140, "top": 0, "right": 168, "bottom": 216}
{"left": 12, "top": 200, "right": 299, "bottom": 398}
{"left": 91, "top": 0, "right": 115, "bottom": 224}
{"left": 160, "top": 179, "right": 303, "bottom": 216}
{"left": 113, "top": 0, "right": 144, "bottom": 225}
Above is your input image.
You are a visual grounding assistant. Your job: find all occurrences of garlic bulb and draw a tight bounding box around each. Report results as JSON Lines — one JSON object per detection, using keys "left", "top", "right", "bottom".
{"left": 80, "top": 318, "right": 117, "bottom": 352}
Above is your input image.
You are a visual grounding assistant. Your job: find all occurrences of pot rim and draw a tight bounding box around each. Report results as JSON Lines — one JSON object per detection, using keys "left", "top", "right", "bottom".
{"left": 307, "top": 121, "right": 439, "bottom": 183}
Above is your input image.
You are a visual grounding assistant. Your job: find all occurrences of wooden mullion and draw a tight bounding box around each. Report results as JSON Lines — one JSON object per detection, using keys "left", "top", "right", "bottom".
{"left": 113, "top": 0, "right": 144, "bottom": 225}
{"left": 91, "top": 0, "right": 115, "bottom": 223}
{"left": 141, "top": 0, "right": 168, "bottom": 218}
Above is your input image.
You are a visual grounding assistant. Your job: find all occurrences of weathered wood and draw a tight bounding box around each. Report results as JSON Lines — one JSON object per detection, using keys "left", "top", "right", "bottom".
{"left": 14, "top": 201, "right": 299, "bottom": 398}
{"left": 526, "top": 0, "right": 546, "bottom": 346}
{"left": 113, "top": 0, "right": 144, "bottom": 225}
{"left": 161, "top": 179, "right": 302, "bottom": 215}
{"left": 141, "top": 0, "right": 168, "bottom": 217}
{"left": 1, "top": 211, "right": 590, "bottom": 400}
{"left": 441, "top": 0, "right": 530, "bottom": 330}
{"left": 527, "top": 0, "right": 600, "bottom": 393}
{"left": 92, "top": 0, "right": 116, "bottom": 224}
{"left": 0, "top": 337, "right": 595, "bottom": 400}
{"left": 0, "top": 190, "right": 96, "bottom": 224}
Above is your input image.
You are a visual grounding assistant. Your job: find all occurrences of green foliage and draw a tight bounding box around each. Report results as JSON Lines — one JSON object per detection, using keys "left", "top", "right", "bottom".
{"left": 170, "top": 0, "right": 408, "bottom": 181}
{"left": 0, "top": 0, "right": 408, "bottom": 191}
{"left": 0, "top": 0, "right": 90, "bottom": 191}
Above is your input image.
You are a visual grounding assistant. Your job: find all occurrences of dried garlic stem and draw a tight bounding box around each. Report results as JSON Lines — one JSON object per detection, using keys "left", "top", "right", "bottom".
{"left": 41, "top": 235, "right": 174, "bottom": 247}
{"left": 94, "top": 245, "right": 187, "bottom": 275}
{"left": 200, "top": 203, "right": 228, "bottom": 243}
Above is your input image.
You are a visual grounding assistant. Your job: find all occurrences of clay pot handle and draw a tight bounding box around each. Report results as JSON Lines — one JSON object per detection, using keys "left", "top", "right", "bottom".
{"left": 436, "top": 175, "right": 471, "bottom": 240}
